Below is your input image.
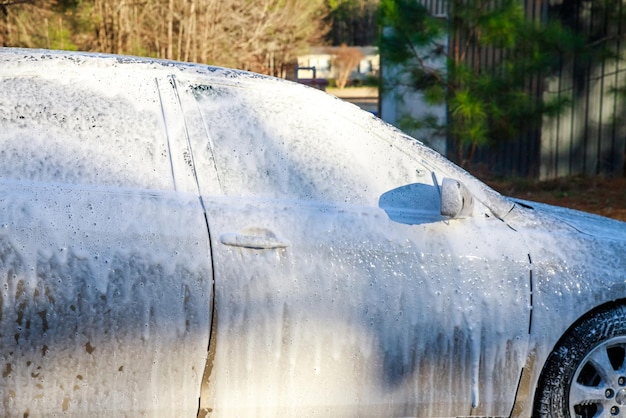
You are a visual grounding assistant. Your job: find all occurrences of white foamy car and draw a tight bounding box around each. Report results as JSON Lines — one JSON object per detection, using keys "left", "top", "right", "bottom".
{"left": 0, "top": 49, "right": 625, "bottom": 418}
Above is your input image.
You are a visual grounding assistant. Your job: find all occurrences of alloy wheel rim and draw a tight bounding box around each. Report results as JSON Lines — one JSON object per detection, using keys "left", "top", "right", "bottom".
{"left": 569, "top": 336, "right": 626, "bottom": 418}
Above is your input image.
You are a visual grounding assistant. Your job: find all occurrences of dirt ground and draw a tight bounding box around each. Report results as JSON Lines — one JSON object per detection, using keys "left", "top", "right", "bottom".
{"left": 483, "top": 176, "right": 626, "bottom": 222}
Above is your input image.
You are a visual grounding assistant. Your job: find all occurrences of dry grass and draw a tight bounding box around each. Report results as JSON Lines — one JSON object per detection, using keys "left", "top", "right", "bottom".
{"left": 482, "top": 176, "right": 626, "bottom": 222}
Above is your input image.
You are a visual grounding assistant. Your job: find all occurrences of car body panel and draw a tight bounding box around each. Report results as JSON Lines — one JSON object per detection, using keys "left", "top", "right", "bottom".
{"left": 0, "top": 183, "right": 212, "bottom": 416}
{"left": 504, "top": 202, "right": 626, "bottom": 416}
{"left": 0, "top": 48, "right": 625, "bottom": 418}
{"left": 0, "top": 50, "right": 213, "bottom": 416}
{"left": 199, "top": 197, "right": 530, "bottom": 417}
{"left": 175, "top": 79, "right": 532, "bottom": 416}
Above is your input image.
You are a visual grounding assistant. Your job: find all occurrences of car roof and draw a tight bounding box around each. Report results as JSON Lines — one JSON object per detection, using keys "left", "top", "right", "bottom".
{"left": 0, "top": 48, "right": 515, "bottom": 219}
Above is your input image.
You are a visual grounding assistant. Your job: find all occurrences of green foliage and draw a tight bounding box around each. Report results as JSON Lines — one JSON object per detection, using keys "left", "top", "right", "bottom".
{"left": 378, "top": 0, "right": 588, "bottom": 165}
{"left": 325, "top": 0, "right": 379, "bottom": 45}
{"left": 46, "top": 19, "right": 79, "bottom": 51}
{"left": 378, "top": 0, "right": 445, "bottom": 62}
{"left": 363, "top": 74, "right": 380, "bottom": 87}
{"left": 53, "top": 0, "right": 81, "bottom": 12}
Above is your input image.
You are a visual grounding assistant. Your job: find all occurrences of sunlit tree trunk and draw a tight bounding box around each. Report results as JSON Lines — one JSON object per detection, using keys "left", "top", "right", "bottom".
{"left": 184, "top": 0, "right": 195, "bottom": 62}
{"left": 166, "top": 0, "right": 173, "bottom": 59}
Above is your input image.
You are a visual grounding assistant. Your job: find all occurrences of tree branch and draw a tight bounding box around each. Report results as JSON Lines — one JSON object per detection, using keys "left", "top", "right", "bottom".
{"left": 0, "top": 0, "right": 32, "bottom": 16}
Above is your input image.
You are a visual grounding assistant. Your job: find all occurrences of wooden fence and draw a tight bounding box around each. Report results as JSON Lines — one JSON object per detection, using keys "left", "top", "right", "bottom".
{"left": 423, "top": 0, "right": 626, "bottom": 178}
{"left": 538, "top": 0, "right": 626, "bottom": 179}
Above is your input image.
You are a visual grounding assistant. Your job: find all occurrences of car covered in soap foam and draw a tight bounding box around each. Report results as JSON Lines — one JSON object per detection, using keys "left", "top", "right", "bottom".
{"left": 1, "top": 48, "right": 625, "bottom": 418}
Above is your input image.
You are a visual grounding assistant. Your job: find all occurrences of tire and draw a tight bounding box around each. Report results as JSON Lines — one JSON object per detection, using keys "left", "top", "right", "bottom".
{"left": 534, "top": 305, "right": 626, "bottom": 418}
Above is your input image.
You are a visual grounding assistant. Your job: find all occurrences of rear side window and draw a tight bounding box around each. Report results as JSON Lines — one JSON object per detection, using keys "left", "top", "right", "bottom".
{"left": 188, "top": 82, "right": 434, "bottom": 207}
{"left": 0, "top": 71, "right": 174, "bottom": 190}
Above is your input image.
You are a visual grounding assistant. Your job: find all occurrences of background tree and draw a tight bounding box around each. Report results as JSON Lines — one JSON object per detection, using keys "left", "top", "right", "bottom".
{"left": 223, "top": 0, "right": 329, "bottom": 76}
{"left": 330, "top": 43, "right": 364, "bottom": 88}
{"left": 378, "top": 0, "right": 587, "bottom": 165}
{"left": 0, "top": 0, "right": 79, "bottom": 49}
{"left": 0, "top": 0, "right": 329, "bottom": 75}
{"left": 325, "top": 0, "right": 379, "bottom": 45}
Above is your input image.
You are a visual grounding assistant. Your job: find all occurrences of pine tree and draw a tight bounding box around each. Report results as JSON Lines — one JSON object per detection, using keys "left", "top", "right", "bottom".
{"left": 378, "top": 0, "right": 588, "bottom": 165}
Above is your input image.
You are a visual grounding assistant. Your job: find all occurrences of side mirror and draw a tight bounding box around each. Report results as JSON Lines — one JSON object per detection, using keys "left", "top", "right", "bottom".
{"left": 440, "top": 178, "right": 474, "bottom": 218}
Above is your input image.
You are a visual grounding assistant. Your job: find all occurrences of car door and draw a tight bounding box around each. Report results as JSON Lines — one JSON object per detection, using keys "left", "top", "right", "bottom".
{"left": 177, "top": 76, "right": 531, "bottom": 417}
{"left": 0, "top": 61, "right": 212, "bottom": 417}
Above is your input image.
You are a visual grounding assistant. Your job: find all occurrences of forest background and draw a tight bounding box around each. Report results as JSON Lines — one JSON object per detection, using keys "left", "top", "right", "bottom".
{"left": 0, "top": 0, "right": 378, "bottom": 76}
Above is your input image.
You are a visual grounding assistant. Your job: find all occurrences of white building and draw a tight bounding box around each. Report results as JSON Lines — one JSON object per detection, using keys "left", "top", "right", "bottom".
{"left": 296, "top": 46, "right": 379, "bottom": 83}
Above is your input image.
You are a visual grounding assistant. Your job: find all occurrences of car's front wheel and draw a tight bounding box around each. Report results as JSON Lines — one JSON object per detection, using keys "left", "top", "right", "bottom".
{"left": 534, "top": 305, "right": 626, "bottom": 418}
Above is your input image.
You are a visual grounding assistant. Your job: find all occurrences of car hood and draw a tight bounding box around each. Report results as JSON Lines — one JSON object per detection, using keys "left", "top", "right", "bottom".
{"left": 512, "top": 198, "right": 626, "bottom": 241}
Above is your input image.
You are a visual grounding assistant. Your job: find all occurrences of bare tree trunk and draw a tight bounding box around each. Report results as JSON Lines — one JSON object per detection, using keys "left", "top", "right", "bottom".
{"left": 176, "top": 0, "right": 185, "bottom": 61}
{"left": 44, "top": 17, "right": 49, "bottom": 48}
{"left": 166, "top": 0, "right": 173, "bottom": 60}
{"left": 184, "top": 0, "right": 195, "bottom": 62}
{"left": 1, "top": 10, "right": 8, "bottom": 46}
{"left": 116, "top": 0, "right": 124, "bottom": 54}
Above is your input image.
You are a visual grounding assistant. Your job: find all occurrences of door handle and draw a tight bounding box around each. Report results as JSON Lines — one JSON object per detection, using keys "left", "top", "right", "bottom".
{"left": 219, "top": 228, "right": 290, "bottom": 249}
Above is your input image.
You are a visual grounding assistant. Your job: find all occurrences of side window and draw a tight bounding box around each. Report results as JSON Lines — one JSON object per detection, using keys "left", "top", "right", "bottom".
{"left": 0, "top": 73, "right": 174, "bottom": 190}
{"left": 189, "top": 82, "right": 437, "bottom": 208}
